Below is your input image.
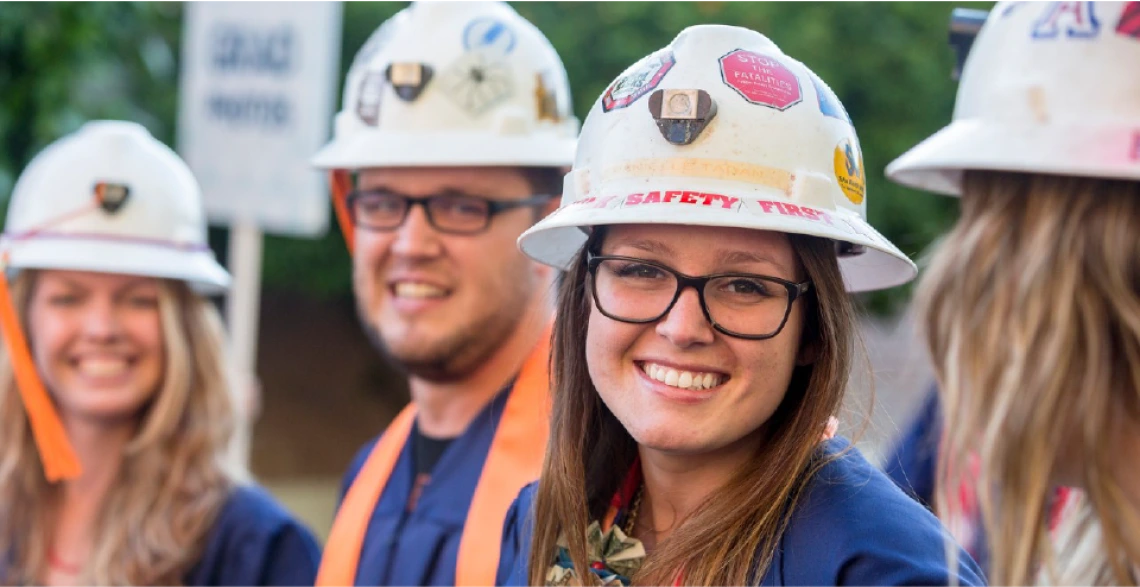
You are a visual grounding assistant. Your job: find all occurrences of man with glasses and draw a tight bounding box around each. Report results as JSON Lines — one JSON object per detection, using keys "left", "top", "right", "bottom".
{"left": 310, "top": 2, "right": 577, "bottom": 585}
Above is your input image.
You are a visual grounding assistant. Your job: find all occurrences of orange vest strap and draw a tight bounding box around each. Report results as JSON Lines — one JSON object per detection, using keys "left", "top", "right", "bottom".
{"left": 317, "top": 324, "right": 552, "bottom": 586}
{"left": 0, "top": 271, "right": 81, "bottom": 482}
{"left": 316, "top": 405, "right": 417, "bottom": 586}
{"left": 330, "top": 170, "right": 355, "bottom": 255}
{"left": 455, "top": 326, "right": 552, "bottom": 585}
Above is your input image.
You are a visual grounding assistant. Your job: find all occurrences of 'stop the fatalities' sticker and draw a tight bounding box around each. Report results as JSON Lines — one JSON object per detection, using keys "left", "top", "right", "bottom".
{"left": 719, "top": 49, "right": 802, "bottom": 111}
{"left": 601, "top": 49, "right": 676, "bottom": 112}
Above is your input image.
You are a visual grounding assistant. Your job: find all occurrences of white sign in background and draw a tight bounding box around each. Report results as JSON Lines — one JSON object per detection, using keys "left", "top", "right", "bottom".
{"left": 177, "top": 2, "right": 342, "bottom": 467}
{"left": 177, "top": 1, "right": 341, "bottom": 237}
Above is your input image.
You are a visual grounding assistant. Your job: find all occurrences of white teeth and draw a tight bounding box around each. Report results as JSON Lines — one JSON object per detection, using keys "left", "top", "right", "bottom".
{"left": 78, "top": 358, "right": 128, "bottom": 378}
{"left": 394, "top": 282, "right": 447, "bottom": 299}
{"left": 642, "top": 362, "right": 723, "bottom": 391}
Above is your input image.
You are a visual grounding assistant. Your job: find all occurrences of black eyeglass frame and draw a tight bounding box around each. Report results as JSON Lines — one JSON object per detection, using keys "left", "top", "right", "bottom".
{"left": 345, "top": 189, "right": 554, "bottom": 235}
{"left": 586, "top": 253, "right": 813, "bottom": 340}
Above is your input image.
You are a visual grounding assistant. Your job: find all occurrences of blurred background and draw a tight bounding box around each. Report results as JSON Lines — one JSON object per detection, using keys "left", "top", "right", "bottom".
{"left": 0, "top": 1, "right": 990, "bottom": 541}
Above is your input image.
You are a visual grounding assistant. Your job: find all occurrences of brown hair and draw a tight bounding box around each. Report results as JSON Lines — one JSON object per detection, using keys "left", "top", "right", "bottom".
{"left": 0, "top": 272, "right": 240, "bottom": 585}
{"left": 918, "top": 170, "right": 1140, "bottom": 585}
{"left": 527, "top": 228, "right": 856, "bottom": 585}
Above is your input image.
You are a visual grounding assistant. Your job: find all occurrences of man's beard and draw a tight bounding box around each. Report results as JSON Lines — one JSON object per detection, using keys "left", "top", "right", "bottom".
{"left": 356, "top": 296, "right": 525, "bottom": 383}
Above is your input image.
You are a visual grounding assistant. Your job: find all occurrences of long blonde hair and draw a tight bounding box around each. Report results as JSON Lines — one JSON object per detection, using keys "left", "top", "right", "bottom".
{"left": 918, "top": 170, "right": 1140, "bottom": 585}
{"left": 0, "top": 271, "right": 241, "bottom": 585}
{"left": 527, "top": 229, "right": 856, "bottom": 586}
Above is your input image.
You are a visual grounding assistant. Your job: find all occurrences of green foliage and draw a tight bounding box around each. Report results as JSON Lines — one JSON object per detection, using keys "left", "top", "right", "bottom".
{"left": 0, "top": 2, "right": 992, "bottom": 313}
{"left": 0, "top": 2, "right": 181, "bottom": 192}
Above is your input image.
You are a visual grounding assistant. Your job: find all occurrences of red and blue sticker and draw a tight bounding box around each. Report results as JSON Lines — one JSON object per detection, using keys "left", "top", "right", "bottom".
{"left": 602, "top": 49, "right": 675, "bottom": 112}
{"left": 1032, "top": 2, "right": 1100, "bottom": 39}
{"left": 718, "top": 49, "right": 802, "bottom": 111}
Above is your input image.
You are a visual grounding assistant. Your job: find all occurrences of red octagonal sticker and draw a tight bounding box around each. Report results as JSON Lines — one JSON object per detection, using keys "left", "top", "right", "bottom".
{"left": 719, "top": 49, "right": 802, "bottom": 111}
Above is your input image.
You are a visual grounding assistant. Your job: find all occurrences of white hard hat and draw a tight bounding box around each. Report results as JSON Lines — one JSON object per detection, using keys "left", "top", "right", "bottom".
{"left": 887, "top": 1, "right": 1140, "bottom": 195}
{"left": 311, "top": 0, "right": 578, "bottom": 170}
{"left": 519, "top": 25, "right": 916, "bottom": 293}
{"left": 4, "top": 120, "right": 230, "bottom": 294}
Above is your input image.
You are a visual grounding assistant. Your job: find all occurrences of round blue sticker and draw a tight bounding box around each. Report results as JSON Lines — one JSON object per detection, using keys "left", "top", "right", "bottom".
{"left": 463, "top": 17, "right": 516, "bottom": 56}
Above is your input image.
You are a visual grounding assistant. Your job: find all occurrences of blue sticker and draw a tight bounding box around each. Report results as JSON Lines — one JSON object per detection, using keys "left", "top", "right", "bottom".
{"left": 463, "top": 17, "right": 516, "bottom": 56}
{"left": 808, "top": 72, "right": 851, "bottom": 125}
{"left": 1032, "top": 2, "right": 1100, "bottom": 39}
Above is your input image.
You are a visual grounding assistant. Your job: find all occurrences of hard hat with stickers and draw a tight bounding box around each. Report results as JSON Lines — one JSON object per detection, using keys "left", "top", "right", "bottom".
{"left": 313, "top": 1, "right": 577, "bottom": 169}
{"left": 887, "top": 1, "right": 1140, "bottom": 195}
{"left": 0, "top": 120, "right": 230, "bottom": 482}
{"left": 312, "top": 1, "right": 579, "bottom": 252}
{"left": 518, "top": 24, "right": 916, "bottom": 293}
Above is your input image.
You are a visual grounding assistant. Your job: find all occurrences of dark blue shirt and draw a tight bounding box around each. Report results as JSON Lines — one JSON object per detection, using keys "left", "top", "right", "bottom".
{"left": 1, "top": 484, "right": 320, "bottom": 585}
{"left": 186, "top": 484, "right": 321, "bottom": 586}
{"left": 497, "top": 438, "right": 987, "bottom": 586}
{"left": 337, "top": 388, "right": 511, "bottom": 585}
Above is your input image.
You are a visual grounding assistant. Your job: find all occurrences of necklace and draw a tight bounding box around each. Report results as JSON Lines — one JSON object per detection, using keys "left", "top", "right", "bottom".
{"left": 47, "top": 548, "right": 81, "bottom": 575}
{"left": 623, "top": 484, "right": 644, "bottom": 536}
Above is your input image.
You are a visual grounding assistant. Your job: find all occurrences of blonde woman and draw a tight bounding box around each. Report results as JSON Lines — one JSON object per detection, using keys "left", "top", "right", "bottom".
{"left": 0, "top": 121, "right": 320, "bottom": 585}
{"left": 496, "top": 26, "right": 986, "bottom": 586}
{"left": 887, "top": 2, "right": 1140, "bottom": 584}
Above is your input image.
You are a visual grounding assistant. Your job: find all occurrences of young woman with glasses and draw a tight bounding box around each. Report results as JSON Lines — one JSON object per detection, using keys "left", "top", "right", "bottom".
{"left": 494, "top": 25, "right": 986, "bottom": 586}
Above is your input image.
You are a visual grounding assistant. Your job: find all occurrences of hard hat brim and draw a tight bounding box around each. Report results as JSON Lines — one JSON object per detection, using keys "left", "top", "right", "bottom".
{"left": 311, "top": 129, "right": 576, "bottom": 170}
{"left": 518, "top": 189, "right": 917, "bottom": 294}
{"left": 886, "top": 119, "right": 1140, "bottom": 196}
{"left": 6, "top": 237, "right": 231, "bottom": 295}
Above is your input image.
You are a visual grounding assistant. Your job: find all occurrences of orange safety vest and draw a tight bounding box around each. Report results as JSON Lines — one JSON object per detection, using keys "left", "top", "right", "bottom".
{"left": 317, "top": 326, "right": 552, "bottom": 586}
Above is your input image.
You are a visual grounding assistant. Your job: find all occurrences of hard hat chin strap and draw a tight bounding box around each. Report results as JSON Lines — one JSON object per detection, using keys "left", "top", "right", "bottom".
{"left": 0, "top": 253, "right": 81, "bottom": 482}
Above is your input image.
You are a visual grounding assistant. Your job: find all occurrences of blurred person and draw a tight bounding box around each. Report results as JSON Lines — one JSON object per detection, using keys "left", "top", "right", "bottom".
{"left": 496, "top": 25, "right": 985, "bottom": 586}
{"left": 887, "top": 1, "right": 1140, "bottom": 583}
{"left": 0, "top": 121, "right": 320, "bottom": 585}
{"left": 310, "top": 2, "right": 577, "bottom": 585}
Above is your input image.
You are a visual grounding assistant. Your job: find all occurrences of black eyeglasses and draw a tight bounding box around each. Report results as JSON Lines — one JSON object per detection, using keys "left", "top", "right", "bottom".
{"left": 346, "top": 189, "right": 553, "bottom": 235}
{"left": 586, "top": 254, "right": 812, "bottom": 340}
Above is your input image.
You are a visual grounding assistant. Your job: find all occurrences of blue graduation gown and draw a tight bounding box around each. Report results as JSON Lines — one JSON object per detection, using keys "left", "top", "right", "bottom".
{"left": 186, "top": 484, "right": 322, "bottom": 586}
{"left": 338, "top": 389, "right": 511, "bottom": 585}
{"left": 0, "top": 484, "right": 320, "bottom": 585}
{"left": 884, "top": 386, "right": 942, "bottom": 507}
{"left": 497, "top": 437, "right": 987, "bottom": 586}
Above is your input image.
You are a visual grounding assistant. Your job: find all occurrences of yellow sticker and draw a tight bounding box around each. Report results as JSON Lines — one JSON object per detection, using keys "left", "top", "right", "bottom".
{"left": 833, "top": 138, "right": 865, "bottom": 205}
